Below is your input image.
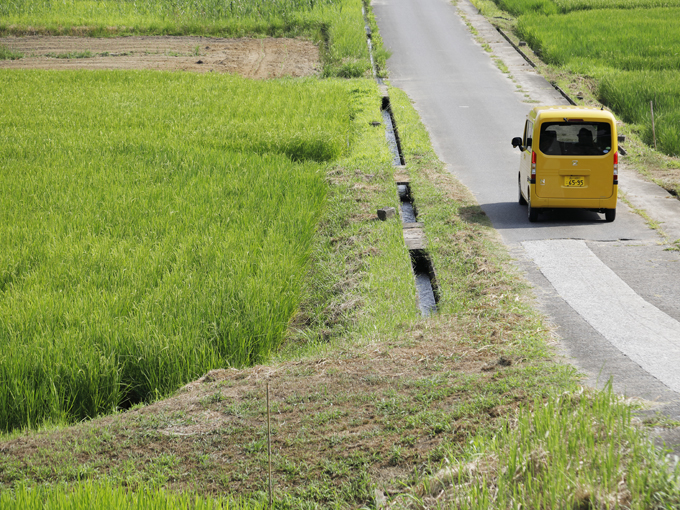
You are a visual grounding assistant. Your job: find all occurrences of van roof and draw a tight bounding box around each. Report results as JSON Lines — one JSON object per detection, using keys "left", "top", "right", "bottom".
{"left": 529, "top": 105, "right": 616, "bottom": 123}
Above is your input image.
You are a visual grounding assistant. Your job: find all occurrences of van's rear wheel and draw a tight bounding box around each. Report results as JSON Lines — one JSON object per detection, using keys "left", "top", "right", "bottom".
{"left": 518, "top": 173, "right": 527, "bottom": 205}
{"left": 527, "top": 190, "right": 539, "bottom": 222}
{"left": 604, "top": 208, "right": 616, "bottom": 222}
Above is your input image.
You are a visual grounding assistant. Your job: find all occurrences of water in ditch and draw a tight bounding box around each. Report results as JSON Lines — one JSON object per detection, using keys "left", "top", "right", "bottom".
{"left": 415, "top": 273, "right": 437, "bottom": 317}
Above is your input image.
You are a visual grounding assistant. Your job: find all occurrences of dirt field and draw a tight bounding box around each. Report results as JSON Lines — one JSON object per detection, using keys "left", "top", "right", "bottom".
{"left": 0, "top": 36, "right": 320, "bottom": 78}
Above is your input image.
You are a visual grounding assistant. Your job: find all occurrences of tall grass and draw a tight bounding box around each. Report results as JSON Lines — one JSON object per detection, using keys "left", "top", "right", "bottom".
{"left": 0, "top": 70, "right": 353, "bottom": 432}
{"left": 425, "top": 385, "right": 680, "bottom": 508}
{"left": 599, "top": 69, "right": 680, "bottom": 155}
{"left": 0, "top": 481, "right": 266, "bottom": 509}
{"left": 494, "top": 0, "right": 680, "bottom": 15}
{"left": 517, "top": 8, "right": 680, "bottom": 70}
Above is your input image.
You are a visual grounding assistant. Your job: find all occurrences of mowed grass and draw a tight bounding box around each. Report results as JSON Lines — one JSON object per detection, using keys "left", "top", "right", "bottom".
{"left": 0, "top": 70, "right": 353, "bottom": 432}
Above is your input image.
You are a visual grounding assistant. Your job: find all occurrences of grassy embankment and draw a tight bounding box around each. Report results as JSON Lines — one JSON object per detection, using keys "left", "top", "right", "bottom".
{"left": 0, "top": 0, "right": 389, "bottom": 77}
{"left": 472, "top": 0, "right": 680, "bottom": 199}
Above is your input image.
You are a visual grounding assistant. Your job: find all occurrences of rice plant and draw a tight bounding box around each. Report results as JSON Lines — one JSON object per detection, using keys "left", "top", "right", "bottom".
{"left": 554, "top": 0, "right": 680, "bottom": 12}
{"left": 0, "top": 69, "right": 357, "bottom": 432}
{"left": 493, "top": 0, "right": 680, "bottom": 15}
{"left": 599, "top": 69, "right": 680, "bottom": 155}
{"left": 517, "top": 8, "right": 680, "bottom": 71}
{"left": 0, "top": 481, "right": 267, "bottom": 509}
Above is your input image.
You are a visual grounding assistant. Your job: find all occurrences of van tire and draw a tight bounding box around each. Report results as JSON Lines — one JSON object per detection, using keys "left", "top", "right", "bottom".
{"left": 604, "top": 208, "right": 616, "bottom": 222}
{"left": 527, "top": 190, "right": 539, "bottom": 222}
{"left": 518, "top": 173, "right": 527, "bottom": 205}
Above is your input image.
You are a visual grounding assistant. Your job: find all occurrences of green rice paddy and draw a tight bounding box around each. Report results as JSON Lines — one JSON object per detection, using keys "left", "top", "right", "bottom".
{"left": 599, "top": 69, "right": 680, "bottom": 155}
{"left": 1, "top": 0, "right": 344, "bottom": 34}
{"left": 0, "top": 481, "right": 257, "bottom": 509}
{"left": 496, "top": 0, "right": 680, "bottom": 16}
{"left": 518, "top": 8, "right": 680, "bottom": 71}
{"left": 0, "top": 70, "right": 355, "bottom": 432}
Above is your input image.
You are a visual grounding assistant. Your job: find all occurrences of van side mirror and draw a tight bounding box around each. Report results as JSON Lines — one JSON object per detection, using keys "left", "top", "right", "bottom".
{"left": 511, "top": 136, "right": 523, "bottom": 150}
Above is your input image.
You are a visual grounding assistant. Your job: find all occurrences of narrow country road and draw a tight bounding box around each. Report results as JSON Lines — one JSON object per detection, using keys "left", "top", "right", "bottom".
{"left": 373, "top": 0, "right": 680, "bottom": 447}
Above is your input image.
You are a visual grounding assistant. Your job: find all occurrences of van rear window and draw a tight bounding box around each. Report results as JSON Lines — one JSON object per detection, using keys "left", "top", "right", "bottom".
{"left": 539, "top": 122, "right": 612, "bottom": 156}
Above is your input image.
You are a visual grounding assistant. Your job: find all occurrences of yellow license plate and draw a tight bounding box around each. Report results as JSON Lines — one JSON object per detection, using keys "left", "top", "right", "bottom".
{"left": 564, "top": 176, "right": 585, "bottom": 187}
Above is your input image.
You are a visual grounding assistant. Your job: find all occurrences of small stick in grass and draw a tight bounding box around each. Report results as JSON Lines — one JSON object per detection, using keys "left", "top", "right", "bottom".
{"left": 267, "top": 380, "right": 272, "bottom": 507}
{"left": 651, "top": 100, "right": 657, "bottom": 150}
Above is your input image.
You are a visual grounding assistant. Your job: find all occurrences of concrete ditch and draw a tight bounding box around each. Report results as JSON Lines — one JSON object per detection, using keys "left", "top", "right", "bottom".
{"left": 363, "top": 2, "right": 439, "bottom": 316}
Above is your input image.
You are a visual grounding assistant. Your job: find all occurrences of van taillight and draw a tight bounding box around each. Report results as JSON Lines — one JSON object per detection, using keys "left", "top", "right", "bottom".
{"left": 530, "top": 151, "right": 536, "bottom": 184}
{"left": 613, "top": 152, "right": 618, "bottom": 185}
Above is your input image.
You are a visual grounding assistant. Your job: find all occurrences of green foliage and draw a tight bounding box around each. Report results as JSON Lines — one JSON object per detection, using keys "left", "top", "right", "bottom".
{"left": 518, "top": 8, "right": 680, "bottom": 70}
{"left": 0, "top": 70, "right": 352, "bottom": 432}
{"left": 0, "top": 45, "right": 22, "bottom": 60}
{"left": 320, "top": 0, "right": 373, "bottom": 78}
{"left": 599, "top": 69, "right": 680, "bottom": 155}
{"left": 0, "top": 481, "right": 266, "bottom": 509}
{"left": 433, "top": 385, "right": 680, "bottom": 508}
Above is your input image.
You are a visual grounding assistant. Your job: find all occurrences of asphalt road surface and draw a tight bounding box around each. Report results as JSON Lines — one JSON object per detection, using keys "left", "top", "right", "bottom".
{"left": 373, "top": 0, "right": 680, "bottom": 449}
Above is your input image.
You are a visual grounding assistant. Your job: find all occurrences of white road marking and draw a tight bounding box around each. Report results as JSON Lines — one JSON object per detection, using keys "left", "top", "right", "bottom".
{"left": 523, "top": 239, "right": 680, "bottom": 393}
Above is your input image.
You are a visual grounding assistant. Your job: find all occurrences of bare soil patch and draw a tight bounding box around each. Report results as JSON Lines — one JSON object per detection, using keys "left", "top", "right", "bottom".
{"left": 0, "top": 36, "right": 320, "bottom": 78}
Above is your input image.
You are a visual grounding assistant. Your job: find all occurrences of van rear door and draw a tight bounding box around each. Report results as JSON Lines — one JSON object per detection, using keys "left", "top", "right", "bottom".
{"left": 535, "top": 121, "right": 615, "bottom": 200}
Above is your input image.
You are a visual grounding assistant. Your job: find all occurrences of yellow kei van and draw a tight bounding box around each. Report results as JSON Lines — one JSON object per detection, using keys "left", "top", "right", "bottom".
{"left": 512, "top": 106, "right": 618, "bottom": 222}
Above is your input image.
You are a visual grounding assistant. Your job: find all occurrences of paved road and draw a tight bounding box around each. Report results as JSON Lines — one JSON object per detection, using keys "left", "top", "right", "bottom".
{"left": 373, "top": 0, "right": 680, "bottom": 446}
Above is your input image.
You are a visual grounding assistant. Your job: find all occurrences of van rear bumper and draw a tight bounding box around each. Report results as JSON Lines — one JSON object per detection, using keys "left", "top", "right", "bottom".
{"left": 531, "top": 187, "right": 617, "bottom": 209}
